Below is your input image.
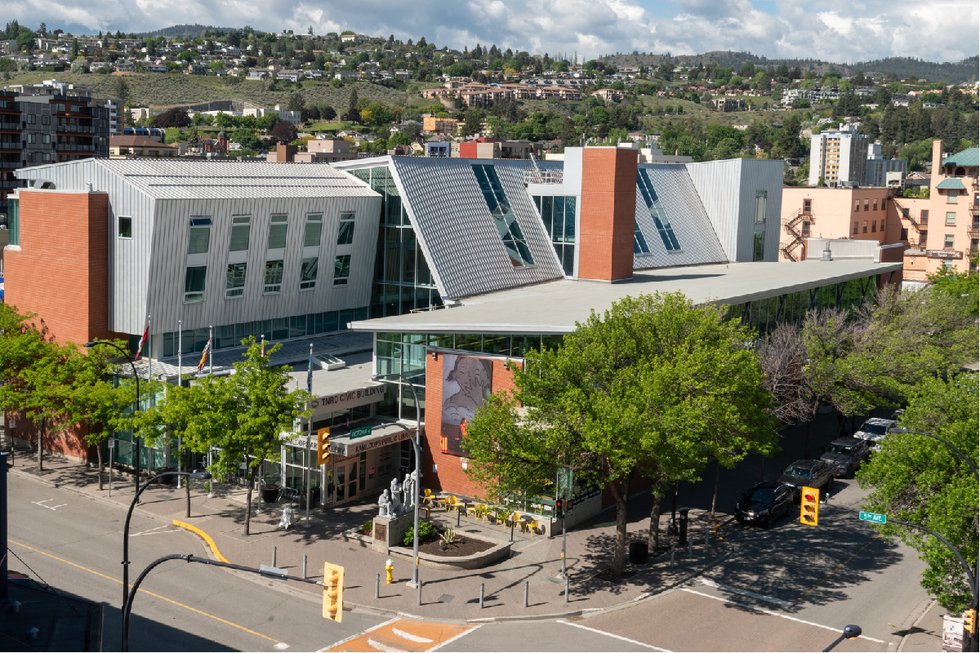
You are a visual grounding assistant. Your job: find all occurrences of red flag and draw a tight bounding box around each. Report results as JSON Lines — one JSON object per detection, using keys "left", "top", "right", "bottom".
{"left": 134, "top": 322, "right": 149, "bottom": 360}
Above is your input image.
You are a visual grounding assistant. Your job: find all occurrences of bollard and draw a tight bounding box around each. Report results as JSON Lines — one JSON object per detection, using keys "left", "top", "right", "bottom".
{"left": 417, "top": 577, "right": 422, "bottom": 606}
{"left": 523, "top": 581, "right": 529, "bottom": 608}
{"left": 302, "top": 554, "right": 307, "bottom": 579}
{"left": 375, "top": 573, "right": 380, "bottom": 599}
{"left": 688, "top": 540, "right": 693, "bottom": 556}
{"left": 457, "top": 506, "right": 462, "bottom": 527}
{"left": 510, "top": 520, "right": 515, "bottom": 543}
{"left": 272, "top": 545, "right": 277, "bottom": 567}
{"left": 670, "top": 547, "right": 676, "bottom": 566}
{"left": 564, "top": 575, "right": 569, "bottom": 602}
{"left": 479, "top": 583, "right": 485, "bottom": 609}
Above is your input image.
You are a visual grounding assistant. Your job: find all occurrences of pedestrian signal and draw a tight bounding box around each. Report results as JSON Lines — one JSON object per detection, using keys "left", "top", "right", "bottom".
{"left": 322, "top": 562, "right": 344, "bottom": 622}
{"left": 800, "top": 486, "right": 820, "bottom": 526}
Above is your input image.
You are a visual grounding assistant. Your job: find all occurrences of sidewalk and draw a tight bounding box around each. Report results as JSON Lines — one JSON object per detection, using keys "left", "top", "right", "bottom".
{"left": 7, "top": 455, "right": 731, "bottom": 623}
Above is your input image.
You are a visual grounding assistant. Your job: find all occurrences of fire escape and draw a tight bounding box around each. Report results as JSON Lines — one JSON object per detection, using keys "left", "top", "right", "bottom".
{"left": 780, "top": 208, "right": 814, "bottom": 261}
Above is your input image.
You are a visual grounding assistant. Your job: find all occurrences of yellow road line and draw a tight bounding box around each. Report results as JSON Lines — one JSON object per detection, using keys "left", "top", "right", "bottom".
{"left": 10, "top": 539, "right": 278, "bottom": 644}
{"left": 171, "top": 520, "right": 230, "bottom": 562}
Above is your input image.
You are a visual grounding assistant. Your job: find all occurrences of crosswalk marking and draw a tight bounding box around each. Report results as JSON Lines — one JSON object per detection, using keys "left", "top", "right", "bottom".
{"left": 324, "top": 619, "right": 472, "bottom": 652}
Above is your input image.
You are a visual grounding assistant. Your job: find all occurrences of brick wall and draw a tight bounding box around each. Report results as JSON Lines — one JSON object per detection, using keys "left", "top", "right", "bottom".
{"left": 5, "top": 190, "right": 111, "bottom": 346}
{"left": 423, "top": 353, "right": 520, "bottom": 499}
{"left": 578, "top": 148, "right": 637, "bottom": 281}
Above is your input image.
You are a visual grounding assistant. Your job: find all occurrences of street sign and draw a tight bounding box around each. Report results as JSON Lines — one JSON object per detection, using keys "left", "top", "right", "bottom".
{"left": 349, "top": 425, "right": 372, "bottom": 440}
{"left": 859, "top": 511, "right": 887, "bottom": 524}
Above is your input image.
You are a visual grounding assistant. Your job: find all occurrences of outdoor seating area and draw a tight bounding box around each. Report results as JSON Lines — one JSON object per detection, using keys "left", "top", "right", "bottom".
{"left": 424, "top": 491, "right": 545, "bottom": 535}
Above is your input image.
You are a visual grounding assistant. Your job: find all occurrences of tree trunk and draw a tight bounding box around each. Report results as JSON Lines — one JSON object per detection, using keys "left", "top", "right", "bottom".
{"left": 37, "top": 418, "right": 44, "bottom": 472}
{"left": 185, "top": 474, "right": 192, "bottom": 518}
{"left": 609, "top": 478, "right": 628, "bottom": 576}
{"left": 647, "top": 487, "right": 663, "bottom": 553}
{"left": 245, "top": 463, "right": 258, "bottom": 536}
{"left": 710, "top": 462, "right": 720, "bottom": 518}
{"left": 96, "top": 445, "right": 104, "bottom": 491}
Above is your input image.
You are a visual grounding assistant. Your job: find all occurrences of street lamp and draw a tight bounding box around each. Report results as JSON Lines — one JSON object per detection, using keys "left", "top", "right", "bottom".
{"left": 84, "top": 340, "right": 142, "bottom": 499}
{"left": 822, "top": 624, "right": 862, "bottom": 651}
{"left": 406, "top": 381, "right": 423, "bottom": 588}
{"left": 887, "top": 427, "right": 979, "bottom": 480}
{"left": 121, "top": 469, "right": 210, "bottom": 645}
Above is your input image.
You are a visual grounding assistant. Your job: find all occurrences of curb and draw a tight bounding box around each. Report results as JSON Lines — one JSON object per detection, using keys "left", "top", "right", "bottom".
{"left": 172, "top": 520, "right": 229, "bottom": 563}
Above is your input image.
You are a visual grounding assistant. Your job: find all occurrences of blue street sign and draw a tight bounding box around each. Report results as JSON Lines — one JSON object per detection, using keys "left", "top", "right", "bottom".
{"left": 859, "top": 511, "right": 887, "bottom": 524}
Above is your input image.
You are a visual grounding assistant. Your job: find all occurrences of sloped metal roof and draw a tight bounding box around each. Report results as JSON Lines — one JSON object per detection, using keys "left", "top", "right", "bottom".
{"left": 18, "top": 159, "right": 377, "bottom": 199}
{"left": 633, "top": 164, "right": 727, "bottom": 268}
{"left": 936, "top": 177, "right": 967, "bottom": 190}
{"left": 942, "top": 147, "right": 979, "bottom": 168}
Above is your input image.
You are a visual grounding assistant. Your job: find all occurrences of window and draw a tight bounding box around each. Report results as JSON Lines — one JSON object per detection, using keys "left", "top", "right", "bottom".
{"left": 187, "top": 217, "right": 212, "bottom": 254}
{"left": 333, "top": 254, "right": 351, "bottom": 285}
{"left": 880, "top": 219, "right": 885, "bottom": 232}
{"left": 754, "top": 190, "right": 768, "bottom": 224}
{"left": 267, "top": 214, "right": 288, "bottom": 249}
{"left": 947, "top": 191, "right": 958, "bottom": 204}
{"left": 862, "top": 221, "right": 868, "bottom": 233}
{"left": 336, "top": 211, "right": 354, "bottom": 245}
{"left": 264, "top": 260, "right": 284, "bottom": 293}
{"left": 864, "top": 200, "right": 870, "bottom": 211}
{"left": 873, "top": 199, "right": 878, "bottom": 211}
{"left": 229, "top": 215, "right": 251, "bottom": 251}
{"left": 944, "top": 234, "right": 955, "bottom": 249}
{"left": 633, "top": 221, "right": 650, "bottom": 254}
{"left": 472, "top": 164, "right": 536, "bottom": 266}
{"left": 304, "top": 213, "right": 323, "bottom": 248}
{"left": 300, "top": 256, "right": 318, "bottom": 289}
{"left": 802, "top": 222, "right": 810, "bottom": 236}
{"left": 803, "top": 198, "right": 812, "bottom": 213}
{"left": 901, "top": 207, "right": 910, "bottom": 218}
{"left": 27, "top": 133, "right": 35, "bottom": 144}
{"left": 900, "top": 228, "right": 908, "bottom": 241}
{"left": 855, "top": 201, "right": 860, "bottom": 212}
{"left": 225, "top": 262, "right": 247, "bottom": 298}
{"left": 637, "top": 170, "right": 681, "bottom": 251}
{"left": 871, "top": 221, "right": 876, "bottom": 233}
{"left": 945, "top": 212, "right": 956, "bottom": 226}
{"left": 853, "top": 222, "right": 859, "bottom": 235}
{"left": 752, "top": 232, "right": 765, "bottom": 262}
{"left": 118, "top": 216, "right": 132, "bottom": 238}
{"left": 921, "top": 210, "right": 929, "bottom": 224}
{"left": 184, "top": 266, "right": 207, "bottom": 302}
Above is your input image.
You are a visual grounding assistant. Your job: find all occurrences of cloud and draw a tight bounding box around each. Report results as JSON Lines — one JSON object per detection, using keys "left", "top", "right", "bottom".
{"left": 4, "top": 0, "right": 977, "bottom": 63}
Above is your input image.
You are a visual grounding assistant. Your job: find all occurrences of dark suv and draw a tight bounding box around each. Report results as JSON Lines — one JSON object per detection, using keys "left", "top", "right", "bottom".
{"left": 779, "top": 459, "right": 835, "bottom": 499}
{"left": 820, "top": 437, "right": 871, "bottom": 478}
{"left": 734, "top": 481, "right": 794, "bottom": 528}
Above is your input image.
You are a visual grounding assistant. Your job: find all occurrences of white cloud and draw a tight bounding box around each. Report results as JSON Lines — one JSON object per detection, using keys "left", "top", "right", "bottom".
{"left": 4, "top": 0, "right": 976, "bottom": 63}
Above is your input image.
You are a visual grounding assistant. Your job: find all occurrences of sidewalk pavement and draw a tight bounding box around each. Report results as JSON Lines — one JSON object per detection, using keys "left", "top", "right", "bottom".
{"left": 5, "top": 454, "right": 947, "bottom": 650}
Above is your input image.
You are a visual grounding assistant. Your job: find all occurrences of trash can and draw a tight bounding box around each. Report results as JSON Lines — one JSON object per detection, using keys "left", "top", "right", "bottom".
{"left": 261, "top": 485, "right": 280, "bottom": 503}
{"left": 629, "top": 540, "right": 649, "bottom": 564}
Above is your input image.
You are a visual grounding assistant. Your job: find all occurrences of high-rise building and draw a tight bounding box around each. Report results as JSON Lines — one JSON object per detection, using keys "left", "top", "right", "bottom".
{"left": 808, "top": 123, "right": 869, "bottom": 188}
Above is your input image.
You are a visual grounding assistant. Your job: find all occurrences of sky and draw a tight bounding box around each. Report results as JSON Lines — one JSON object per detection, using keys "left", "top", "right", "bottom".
{"left": 7, "top": 0, "right": 979, "bottom": 64}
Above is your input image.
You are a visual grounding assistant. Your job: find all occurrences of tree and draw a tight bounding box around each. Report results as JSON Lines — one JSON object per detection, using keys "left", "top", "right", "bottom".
{"left": 465, "top": 293, "right": 776, "bottom": 575}
{"left": 857, "top": 372, "right": 978, "bottom": 611}
{"left": 155, "top": 338, "right": 309, "bottom": 535}
{"left": 345, "top": 88, "right": 360, "bottom": 122}
{"left": 269, "top": 120, "right": 297, "bottom": 144}
{"left": 152, "top": 108, "right": 191, "bottom": 128}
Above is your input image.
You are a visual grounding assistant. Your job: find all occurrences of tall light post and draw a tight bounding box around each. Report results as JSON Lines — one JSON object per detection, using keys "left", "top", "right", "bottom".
{"left": 85, "top": 341, "right": 141, "bottom": 498}
{"left": 406, "top": 381, "right": 423, "bottom": 588}
{"left": 121, "top": 469, "right": 210, "bottom": 643}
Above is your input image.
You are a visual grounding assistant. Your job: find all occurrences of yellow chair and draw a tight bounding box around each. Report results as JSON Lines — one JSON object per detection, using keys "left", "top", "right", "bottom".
{"left": 505, "top": 511, "right": 521, "bottom": 528}
{"left": 444, "top": 495, "right": 460, "bottom": 511}
{"left": 524, "top": 518, "right": 541, "bottom": 534}
{"left": 421, "top": 488, "right": 435, "bottom": 508}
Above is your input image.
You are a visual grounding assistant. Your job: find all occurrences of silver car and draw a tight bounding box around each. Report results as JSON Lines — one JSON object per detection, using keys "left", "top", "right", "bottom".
{"left": 852, "top": 417, "right": 896, "bottom": 451}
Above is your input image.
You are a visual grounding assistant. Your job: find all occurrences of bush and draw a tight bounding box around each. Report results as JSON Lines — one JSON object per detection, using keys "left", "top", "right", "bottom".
{"left": 360, "top": 519, "right": 373, "bottom": 535}
{"left": 402, "top": 520, "right": 439, "bottom": 546}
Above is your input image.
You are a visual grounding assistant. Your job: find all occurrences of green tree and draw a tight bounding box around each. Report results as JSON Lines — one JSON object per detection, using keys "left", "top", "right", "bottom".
{"left": 465, "top": 293, "right": 776, "bottom": 574}
{"left": 857, "top": 372, "right": 979, "bottom": 611}
{"left": 155, "top": 338, "right": 309, "bottom": 535}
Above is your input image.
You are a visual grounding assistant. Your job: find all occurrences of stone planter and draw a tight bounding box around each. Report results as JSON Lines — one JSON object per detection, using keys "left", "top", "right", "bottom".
{"left": 389, "top": 532, "right": 511, "bottom": 570}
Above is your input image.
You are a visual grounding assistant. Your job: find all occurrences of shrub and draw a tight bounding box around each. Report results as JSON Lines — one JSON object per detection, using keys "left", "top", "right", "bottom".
{"left": 360, "top": 519, "right": 373, "bottom": 535}
{"left": 402, "top": 520, "right": 439, "bottom": 546}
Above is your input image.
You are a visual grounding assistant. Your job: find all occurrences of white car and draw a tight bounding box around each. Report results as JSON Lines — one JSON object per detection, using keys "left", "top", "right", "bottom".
{"left": 852, "top": 417, "right": 897, "bottom": 451}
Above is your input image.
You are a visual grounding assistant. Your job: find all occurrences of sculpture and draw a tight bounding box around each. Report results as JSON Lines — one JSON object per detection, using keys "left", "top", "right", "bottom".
{"left": 402, "top": 471, "right": 415, "bottom": 510}
{"left": 377, "top": 489, "right": 392, "bottom": 517}
{"left": 390, "top": 476, "right": 404, "bottom": 515}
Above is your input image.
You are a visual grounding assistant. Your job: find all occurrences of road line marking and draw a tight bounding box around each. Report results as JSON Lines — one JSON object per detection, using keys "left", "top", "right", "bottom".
{"left": 557, "top": 619, "right": 670, "bottom": 651}
{"left": 699, "top": 576, "right": 794, "bottom": 609}
{"left": 32, "top": 499, "right": 67, "bottom": 511}
{"left": 319, "top": 618, "right": 398, "bottom": 651}
{"left": 430, "top": 624, "right": 482, "bottom": 651}
{"left": 366, "top": 637, "right": 406, "bottom": 652}
{"left": 172, "top": 519, "right": 229, "bottom": 562}
{"left": 132, "top": 525, "right": 182, "bottom": 537}
{"left": 679, "top": 588, "right": 886, "bottom": 643}
{"left": 10, "top": 539, "right": 279, "bottom": 644}
{"left": 391, "top": 627, "right": 433, "bottom": 643}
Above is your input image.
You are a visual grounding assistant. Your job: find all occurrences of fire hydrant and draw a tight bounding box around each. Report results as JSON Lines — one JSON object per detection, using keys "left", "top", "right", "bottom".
{"left": 385, "top": 558, "right": 394, "bottom": 585}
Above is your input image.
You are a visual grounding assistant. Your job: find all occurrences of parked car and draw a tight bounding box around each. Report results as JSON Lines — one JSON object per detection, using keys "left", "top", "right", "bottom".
{"left": 852, "top": 417, "right": 897, "bottom": 451}
{"left": 734, "top": 481, "right": 794, "bottom": 528}
{"left": 819, "top": 437, "right": 871, "bottom": 478}
{"left": 779, "top": 459, "right": 835, "bottom": 499}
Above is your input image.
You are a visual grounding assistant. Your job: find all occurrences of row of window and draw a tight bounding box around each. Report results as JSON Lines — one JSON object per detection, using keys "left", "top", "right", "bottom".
{"left": 184, "top": 254, "right": 353, "bottom": 301}
{"left": 852, "top": 219, "right": 887, "bottom": 234}
{"left": 637, "top": 169, "right": 681, "bottom": 252}
{"left": 473, "top": 164, "right": 536, "bottom": 267}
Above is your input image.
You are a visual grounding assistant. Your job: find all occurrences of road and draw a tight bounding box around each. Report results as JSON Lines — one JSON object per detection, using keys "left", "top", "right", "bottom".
{"left": 7, "top": 466, "right": 932, "bottom": 652}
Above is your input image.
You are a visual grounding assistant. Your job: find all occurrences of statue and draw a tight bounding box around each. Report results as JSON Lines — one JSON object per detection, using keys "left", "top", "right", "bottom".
{"left": 377, "top": 489, "right": 392, "bottom": 517}
{"left": 402, "top": 471, "right": 415, "bottom": 510}
{"left": 390, "top": 476, "right": 403, "bottom": 515}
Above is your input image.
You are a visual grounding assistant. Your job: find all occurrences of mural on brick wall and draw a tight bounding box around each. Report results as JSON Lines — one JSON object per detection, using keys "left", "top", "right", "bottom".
{"left": 440, "top": 354, "right": 492, "bottom": 456}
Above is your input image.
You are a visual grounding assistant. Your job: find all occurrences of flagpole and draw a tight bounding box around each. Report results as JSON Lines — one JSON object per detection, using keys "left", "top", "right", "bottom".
{"left": 208, "top": 325, "right": 213, "bottom": 375}
{"left": 305, "top": 343, "right": 313, "bottom": 523}
{"left": 176, "top": 319, "right": 182, "bottom": 489}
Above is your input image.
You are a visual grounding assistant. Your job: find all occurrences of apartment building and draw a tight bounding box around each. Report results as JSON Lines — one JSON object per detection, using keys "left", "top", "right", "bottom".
{"left": 808, "top": 123, "right": 868, "bottom": 187}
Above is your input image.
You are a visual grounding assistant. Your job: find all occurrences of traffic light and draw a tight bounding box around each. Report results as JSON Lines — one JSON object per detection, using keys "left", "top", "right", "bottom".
{"left": 555, "top": 498, "right": 564, "bottom": 517}
{"left": 964, "top": 608, "right": 977, "bottom": 634}
{"left": 322, "top": 562, "right": 345, "bottom": 622}
{"left": 800, "top": 486, "right": 820, "bottom": 526}
{"left": 317, "top": 427, "right": 331, "bottom": 465}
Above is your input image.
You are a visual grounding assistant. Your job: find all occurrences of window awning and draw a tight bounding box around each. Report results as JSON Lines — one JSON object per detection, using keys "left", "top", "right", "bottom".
{"left": 283, "top": 422, "right": 415, "bottom": 458}
{"left": 936, "top": 177, "right": 966, "bottom": 190}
